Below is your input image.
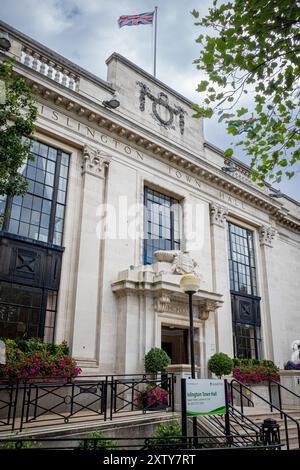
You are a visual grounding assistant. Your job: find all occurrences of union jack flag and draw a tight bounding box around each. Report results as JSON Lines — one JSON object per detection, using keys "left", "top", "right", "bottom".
{"left": 118, "top": 12, "right": 154, "bottom": 28}
{"left": 229, "top": 117, "right": 254, "bottom": 134}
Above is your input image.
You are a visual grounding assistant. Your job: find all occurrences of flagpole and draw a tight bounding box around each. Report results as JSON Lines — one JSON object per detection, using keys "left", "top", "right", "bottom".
{"left": 153, "top": 6, "right": 158, "bottom": 77}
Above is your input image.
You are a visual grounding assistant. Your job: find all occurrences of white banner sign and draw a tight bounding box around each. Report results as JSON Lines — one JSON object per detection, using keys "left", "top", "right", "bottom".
{"left": 186, "top": 379, "right": 226, "bottom": 416}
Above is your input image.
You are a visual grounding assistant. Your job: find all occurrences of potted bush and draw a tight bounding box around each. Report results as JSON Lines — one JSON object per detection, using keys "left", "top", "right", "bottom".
{"left": 144, "top": 347, "right": 171, "bottom": 374}
{"left": 208, "top": 353, "right": 233, "bottom": 379}
{"left": 232, "top": 359, "right": 280, "bottom": 408}
{"left": 138, "top": 384, "right": 169, "bottom": 412}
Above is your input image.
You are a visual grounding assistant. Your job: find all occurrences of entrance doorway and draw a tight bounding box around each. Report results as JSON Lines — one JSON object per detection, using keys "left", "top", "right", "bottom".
{"left": 161, "top": 326, "right": 188, "bottom": 364}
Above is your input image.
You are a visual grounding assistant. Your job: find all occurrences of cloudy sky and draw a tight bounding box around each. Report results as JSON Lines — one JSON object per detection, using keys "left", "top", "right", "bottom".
{"left": 1, "top": 0, "right": 299, "bottom": 200}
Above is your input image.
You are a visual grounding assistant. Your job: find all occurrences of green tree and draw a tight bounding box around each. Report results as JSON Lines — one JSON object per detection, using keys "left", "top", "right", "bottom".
{"left": 0, "top": 58, "right": 37, "bottom": 198}
{"left": 192, "top": 1, "right": 300, "bottom": 184}
{"left": 208, "top": 352, "right": 233, "bottom": 378}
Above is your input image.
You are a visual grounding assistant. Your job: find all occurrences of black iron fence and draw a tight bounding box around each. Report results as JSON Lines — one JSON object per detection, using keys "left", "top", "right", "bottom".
{"left": 0, "top": 374, "right": 175, "bottom": 433}
{"left": 0, "top": 435, "right": 283, "bottom": 451}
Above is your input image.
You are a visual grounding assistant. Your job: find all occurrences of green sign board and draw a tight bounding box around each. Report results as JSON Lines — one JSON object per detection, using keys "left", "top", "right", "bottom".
{"left": 186, "top": 379, "right": 226, "bottom": 416}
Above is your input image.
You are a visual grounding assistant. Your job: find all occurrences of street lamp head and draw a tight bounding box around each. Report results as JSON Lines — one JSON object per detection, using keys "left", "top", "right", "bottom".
{"left": 0, "top": 32, "right": 11, "bottom": 51}
{"left": 102, "top": 94, "right": 120, "bottom": 109}
{"left": 180, "top": 273, "right": 200, "bottom": 294}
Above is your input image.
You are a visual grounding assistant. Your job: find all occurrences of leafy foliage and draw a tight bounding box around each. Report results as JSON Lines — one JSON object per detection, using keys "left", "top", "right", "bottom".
{"left": 192, "top": 1, "right": 300, "bottom": 183}
{"left": 79, "top": 431, "right": 118, "bottom": 450}
{"left": 0, "top": 435, "right": 42, "bottom": 449}
{"left": 208, "top": 352, "right": 233, "bottom": 378}
{"left": 144, "top": 347, "right": 171, "bottom": 373}
{"left": 232, "top": 358, "right": 276, "bottom": 368}
{"left": 0, "top": 58, "right": 37, "bottom": 197}
{"left": 147, "top": 420, "right": 183, "bottom": 451}
{"left": 233, "top": 363, "right": 280, "bottom": 384}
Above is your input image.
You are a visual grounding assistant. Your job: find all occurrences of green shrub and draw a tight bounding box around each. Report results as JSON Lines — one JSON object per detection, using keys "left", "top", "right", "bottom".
{"left": 79, "top": 430, "right": 118, "bottom": 450}
{"left": 144, "top": 348, "right": 171, "bottom": 374}
{"left": 208, "top": 353, "right": 233, "bottom": 378}
{"left": 232, "top": 358, "right": 276, "bottom": 369}
{"left": 0, "top": 433, "right": 42, "bottom": 449}
{"left": 147, "top": 420, "right": 182, "bottom": 450}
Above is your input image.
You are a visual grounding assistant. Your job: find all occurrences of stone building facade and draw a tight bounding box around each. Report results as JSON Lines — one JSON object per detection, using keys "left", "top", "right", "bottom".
{"left": 0, "top": 20, "right": 300, "bottom": 376}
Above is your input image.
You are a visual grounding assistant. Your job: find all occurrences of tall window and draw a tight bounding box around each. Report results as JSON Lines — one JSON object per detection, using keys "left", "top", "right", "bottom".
{"left": 0, "top": 282, "right": 57, "bottom": 343}
{"left": 1, "top": 139, "right": 70, "bottom": 246}
{"left": 227, "top": 222, "right": 261, "bottom": 359}
{"left": 144, "top": 187, "right": 181, "bottom": 265}
{"left": 227, "top": 222, "right": 257, "bottom": 296}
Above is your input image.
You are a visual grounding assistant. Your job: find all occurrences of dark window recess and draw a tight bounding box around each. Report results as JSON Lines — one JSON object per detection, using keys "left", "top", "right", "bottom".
{"left": 144, "top": 187, "right": 181, "bottom": 265}
{"left": 227, "top": 222, "right": 262, "bottom": 359}
{"left": 0, "top": 282, "right": 57, "bottom": 343}
{"left": 1, "top": 139, "right": 70, "bottom": 246}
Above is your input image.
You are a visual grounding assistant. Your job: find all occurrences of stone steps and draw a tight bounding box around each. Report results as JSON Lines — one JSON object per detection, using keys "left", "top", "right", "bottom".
{"left": 198, "top": 407, "right": 300, "bottom": 450}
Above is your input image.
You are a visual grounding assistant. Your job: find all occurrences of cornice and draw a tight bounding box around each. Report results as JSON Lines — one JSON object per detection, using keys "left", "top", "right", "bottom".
{"left": 10, "top": 62, "right": 300, "bottom": 235}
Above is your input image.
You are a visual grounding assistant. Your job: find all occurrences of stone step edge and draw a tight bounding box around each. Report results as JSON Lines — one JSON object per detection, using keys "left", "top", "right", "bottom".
{"left": 0, "top": 412, "right": 180, "bottom": 439}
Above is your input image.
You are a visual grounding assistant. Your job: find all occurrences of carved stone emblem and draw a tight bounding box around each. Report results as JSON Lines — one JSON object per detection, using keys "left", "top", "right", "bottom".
{"left": 153, "top": 250, "right": 199, "bottom": 275}
{"left": 137, "top": 82, "right": 186, "bottom": 135}
{"left": 259, "top": 225, "right": 277, "bottom": 247}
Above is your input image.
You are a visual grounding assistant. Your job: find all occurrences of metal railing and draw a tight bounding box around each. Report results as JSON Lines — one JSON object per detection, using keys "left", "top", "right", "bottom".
{"left": 0, "top": 374, "right": 174, "bottom": 433}
{"left": 0, "top": 435, "right": 283, "bottom": 451}
{"left": 229, "top": 379, "right": 300, "bottom": 450}
{"left": 267, "top": 377, "right": 300, "bottom": 415}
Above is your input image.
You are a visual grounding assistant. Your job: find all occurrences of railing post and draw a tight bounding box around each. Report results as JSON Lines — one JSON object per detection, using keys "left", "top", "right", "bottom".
{"left": 11, "top": 379, "right": 19, "bottom": 432}
{"left": 239, "top": 382, "right": 244, "bottom": 418}
{"left": 278, "top": 382, "right": 283, "bottom": 419}
{"left": 261, "top": 418, "right": 281, "bottom": 448}
{"left": 268, "top": 380, "right": 273, "bottom": 412}
{"left": 109, "top": 375, "right": 114, "bottom": 420}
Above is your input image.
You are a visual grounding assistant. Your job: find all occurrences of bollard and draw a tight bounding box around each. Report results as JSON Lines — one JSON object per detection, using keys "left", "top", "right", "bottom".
{"left": 261, "top": 418, "right": 280, "bottom": 447}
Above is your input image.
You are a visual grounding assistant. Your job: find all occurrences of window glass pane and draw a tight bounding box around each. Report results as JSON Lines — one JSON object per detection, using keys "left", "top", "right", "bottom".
{"left": 0, "top": 282, "right": 57, "bottom": 342}
{"left": 61, "top": 153, "right": 69, "bottom": 166}
{"left": 8, "top": 219, "right": 19, "bottom": 234}
{"left": 59, "top": 165, "right": 68, "bottom": 178}
{"left": 19, "top": 222, "right": 30, "bottom": 237}
{"left": 48, "top": 147, "right": 57, "bottom": 161}
{"left": 53, "top": 231, "right": 62, "bottom": 245}
{"left": 5, "top": 141, "right": 69, "bottom": 246}
{"left": 57, "top": 190, "right": 66, "bottom": 204}
{"left": 144, "top": 188, "right": 181, "bottom": 264}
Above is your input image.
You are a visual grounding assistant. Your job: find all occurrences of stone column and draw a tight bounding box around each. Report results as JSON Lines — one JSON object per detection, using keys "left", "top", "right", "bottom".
{"left": 71, "top": 145, "right": 111, "bottom": 367}
{"left": 209, "top": 203, "right": 233, "bottom": 356}
{"left": 258, "top": 224, "right": 277, "bottom": 361}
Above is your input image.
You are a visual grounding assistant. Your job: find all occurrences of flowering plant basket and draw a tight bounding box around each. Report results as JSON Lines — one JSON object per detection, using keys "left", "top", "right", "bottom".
{"left": 232, "top": 364, "right": 280, "bottom": 385}
{"left": 137, "top": 385, "right": 169, "bottom": 411}
{"left": 0, "top": 339, "right": 81, "bottom": 383}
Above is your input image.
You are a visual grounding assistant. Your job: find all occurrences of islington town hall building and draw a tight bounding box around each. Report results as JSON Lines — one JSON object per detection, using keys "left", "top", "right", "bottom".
{"left": 0, "top": 20, "right": 300, "bottom": 376}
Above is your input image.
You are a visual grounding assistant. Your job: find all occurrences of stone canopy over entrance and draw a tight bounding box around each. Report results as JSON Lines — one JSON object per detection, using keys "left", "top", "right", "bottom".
{"left": 111, "top": 250, "right": 223, "bottom": 375}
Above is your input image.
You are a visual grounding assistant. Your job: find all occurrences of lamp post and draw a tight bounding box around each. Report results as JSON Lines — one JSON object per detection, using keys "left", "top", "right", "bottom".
{"left": 180, "top": 273, "right": 201, "bottom": 439}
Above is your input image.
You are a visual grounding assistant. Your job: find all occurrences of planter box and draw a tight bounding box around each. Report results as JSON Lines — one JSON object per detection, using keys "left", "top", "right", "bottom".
{"left": 279, "top": 370, "right": 300, "bottom": 408}
{"left": 142, "top": 400, "right": 167, "bottom": 412}
{"left": 230, "top": 381, "right": 279, "bottom": 409}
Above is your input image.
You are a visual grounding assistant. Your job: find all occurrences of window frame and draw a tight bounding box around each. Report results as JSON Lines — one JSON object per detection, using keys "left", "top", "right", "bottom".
{"left": 143, "top": 187, "right": 181, "bottom": 265}
{"left": 1, "top": 140, "right": 70, "bottom": 247}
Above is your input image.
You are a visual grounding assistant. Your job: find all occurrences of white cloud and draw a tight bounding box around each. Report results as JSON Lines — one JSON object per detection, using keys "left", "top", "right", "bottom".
{"left": 0, "top": 0, "right": 299, "bottom": 199}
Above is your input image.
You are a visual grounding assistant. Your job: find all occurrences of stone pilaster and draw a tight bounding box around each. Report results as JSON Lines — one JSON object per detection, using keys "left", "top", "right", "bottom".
{"left": 258, "top": 225, "right": 277, "bottom": 361}
{"left": 71, "top": 145, "right": 111, "bottom": 368}
{"left": 209, "top": 202, "right": 233, "bottom": 356}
